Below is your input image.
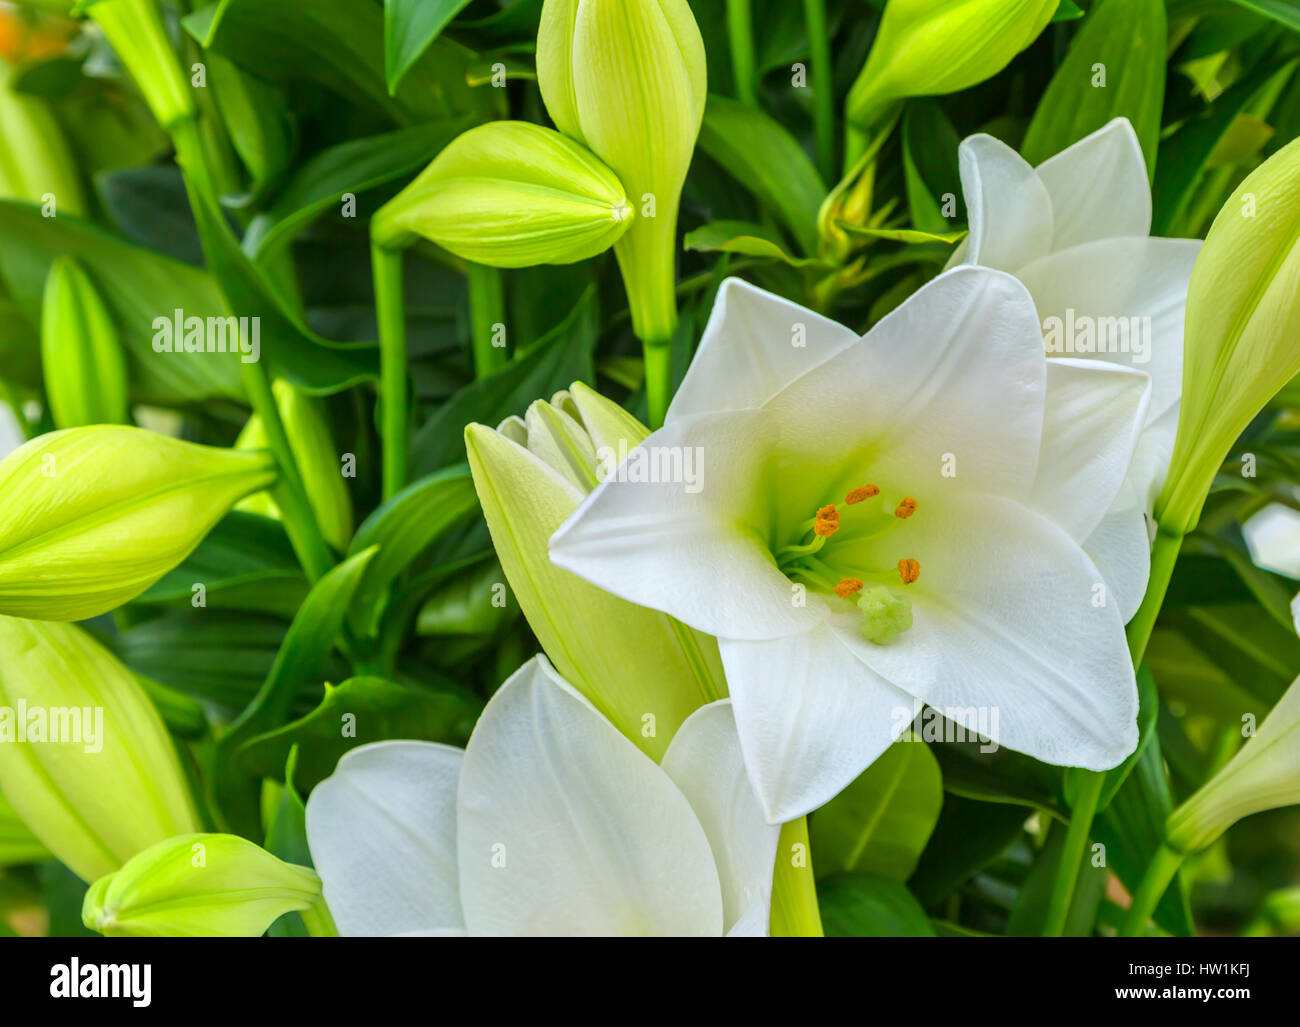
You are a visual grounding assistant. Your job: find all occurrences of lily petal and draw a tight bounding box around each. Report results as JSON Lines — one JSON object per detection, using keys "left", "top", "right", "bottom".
{"left": 720, "top": 627, "right": 914, "bottom": 823}
{"left": 667, "top": 277, "right": 859, "bottom": 424}
{"left": 1036, "top": 118, "right": 1152, "bottom": 249}
{"left": 1244, "top": 504, "right": 1300, "bottom": 580}
{"left": 661, "top": 699, "right": 780, "bottom": 932}
{"left": 456, "top": 656, "right": 724, "bottom": 936}
{"left": 306, "top": 741, "right": 465, "bottom": 937}
{"left": 1083, "top": 483, "right": 1152, "bottom": 624}
{"left": 1029, "top": 358, "right": 1151, "bottom": 543}
{"left": 958, "top": 133, "right": 1054, "bottom": 272}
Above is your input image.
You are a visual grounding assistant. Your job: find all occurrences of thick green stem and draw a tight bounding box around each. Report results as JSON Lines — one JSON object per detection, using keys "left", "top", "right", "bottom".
{"left": 1127, "top": 527, "right": 1185, "bottom": 665}
{"left": 769, "top": 817, "right": 824, "bottom": 937}
{"left": 803, "top": 0, "right": 834, "bottom": 183}
{"left": 1042, "top": 770, "right": 1105, "bottom": 936}
{"left": 300, "top": 896, "right": 340, "bottom": 938}
{"left": 1119, "top": 843, "right": 1187, "bottom": 936}
{"left": 613, "top": 216, "right": 680, "bottom": 429}
{"left": 727, "top": 0, "right": 757, "bottom": 107}
{"left": 467, "top": 263, "right": 508, "bottom": 378}
{"left": 372, "top": 242, "right": 409, "bottom": 501}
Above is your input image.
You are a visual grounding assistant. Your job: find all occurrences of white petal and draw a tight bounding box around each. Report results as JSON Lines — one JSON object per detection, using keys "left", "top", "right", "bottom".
{"left": 1035, "top": 118, "right": 1152, "bottom": 249}
{"left": 760, "top": 265, "right": 1047, "bottom": 504}
{"left": 1084, "top": 485, "right": 1152, "bottom": 624}
{"left": 668, "top": 277, "right": 859, "bottom": 424}
{"left": 306, "top": 741, "right": 465, "bottom": 937}
{"left": 1017, "top": 236, "right": 1202, "bottom": 423}
{"left": 1127, "top": 401, "right": 1180, "bottom": 514}
{"left": 661, "top": 700, "right": 780, "bottom": 934}
{"left": 550, "top": 408, "right": 822, "bottom": 641}
{"left": 456, "top": 656, "right": 724, "bottom": 936}
{"left": 1029, "top": 358, "right": 1151, "bottom": 543}
{"left": 1292, "top": 590, "right": 1300, "bottom": 637}
{"left": 840, "top": 493, "right": 1139, "bottom": 771}
{"left": 957, "top": 133, "right": 1054, "bottom": 272}
{"left": 1244, "top": 504, "right": 1300, "bottom": 580}
{"left": 720, "top": 627, "right": 915, "bottom": 823}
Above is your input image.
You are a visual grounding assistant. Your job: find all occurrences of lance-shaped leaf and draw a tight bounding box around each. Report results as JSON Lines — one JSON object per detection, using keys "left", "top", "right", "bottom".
{"left": 39, "top": 257, "right": 129, "bottom": 429}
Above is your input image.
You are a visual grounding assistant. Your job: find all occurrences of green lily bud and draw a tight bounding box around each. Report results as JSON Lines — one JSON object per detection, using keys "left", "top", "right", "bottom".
{"left": 0, "top": 791, "right": 50, "bottom": 867}
{"left": 40, "top": 257, "right": 130, "bottom": 429}
{"left": 846, "top": 0, "right": 1058, "bottom": 129}
{"left": 465, "top": 382, "right": 724, "bottom": 759}
{"left": 0, "top": 426, "right": 276, "bottom": 620}
{"left": 1157, "top": 137, "right": 1300, "bottom": 536}
{"left": 87, "top": 0, "right": 195, "bottom": 131}
{"left": 372, "top": 121, "right": 633, "bottom": 267}
{"left": 235, "top": 380, "right": 353, "bottom": 551}
{"left": 0, "top": 616, "right": 199, "bottom": 882}
{"left": 1166, "top": 675, "right": 1300, "bottom": 854}
{"left": 537, "top": 0, "right": 706, "bottom": 344}
{"left": 83, "top": 833, "right": 321, "bottom": 937}
{"left": 0, "top": 59, "right": 84, "bottom": 214}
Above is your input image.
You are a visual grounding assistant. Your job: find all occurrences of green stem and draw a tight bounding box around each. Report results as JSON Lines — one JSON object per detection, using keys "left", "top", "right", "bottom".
{"left": 1127, "top": 527, "right": 1184, "bottom": 665}
{"left": 803, "top": 0, "right": 834, "bottom": 183}
{"left": 727, "top": 0, "right": 757, "bottom": 107}
{"left": 300, "top": 896, "right": 340, "bottom": 938}
{"left": 613, "top": 218, "right": 680, "bottom": 429}
{"left": 467, "top": 263, "right": 508, "bottom": 378}
{"left": 769, "top": 817, "right": 825, "bottom": 937}
{"left": 643, "top": 335, "right": 674, "bottom": 431}
{"left": 1119, "top": 843, "right": 1187, "bottom": 937}
{"left": 1042, "top": 770, "right": 1105, "bottom": 936}
{"left": 372, "top": 241, "right": 409, "bottom": 501}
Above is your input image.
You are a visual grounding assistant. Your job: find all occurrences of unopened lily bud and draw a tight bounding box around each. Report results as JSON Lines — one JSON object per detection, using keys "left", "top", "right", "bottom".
{"left": 465, "top": 382, "right": 723, "bottom": 759}
{"left": 0, "top": 616, "right": 199, "bottom": 882}
{"left": 373, "top": 121, "right": 632, "bottom": 267}
{"left": 0, "top": 59, "right": 84, "bottom": 213}
{"left": 235, "top": 380, "right": 353, "bottom": 551}
{"left": 1157, "top": 137, "right": 1300, "bottom": 535}
{"left": 40, "top": 257, "right": 130, "bottom": 429}
{"left": 1166, "top": 675, "right": 1300, "bottom": 854}
{"left": 88, "top": 0, "right": 195, "bottom": 130}
{"left": 846, "top": 0, "right": 1058, "bottom": 129}
{"left": 0, "top": 426, "right": 276, "bottom": 620}
{"left": 537, "top": 0, "right": 706, "bottom": 343}
{"left": 83, "top": 833, "right": 321, "bottom": 937}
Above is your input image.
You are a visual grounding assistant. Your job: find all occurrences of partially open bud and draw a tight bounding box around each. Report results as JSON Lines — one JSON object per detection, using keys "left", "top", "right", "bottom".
{"left": 372, "top": 121, "right": 632, "bottom": 266}
{"left": 465, "top": 382, "right": 723, "bottom": 759}
{"left": 1165, "top": 675, "right": 1300, "bottom": 854}
{"left": 88, "top": 0, "right": 195, "bottom": 131}
{"left": 0, "top": 58, "right": 84, "bottom": 213}
{"left": 0, "top": 426, "right": 276, "bottom": 620}
{"left": 846, "top": 0, "right": 1057, "bottom": 129}
{"left": 537, "top": 0, "right": 706, "bottom": 344}
{"left": 0, "top": 616, "right": 199, "bottom": 882}
{"left": 1157, "top": 137, "right": 1300, "bottom": 535}
{"left": 40, "top": 257, "right": 130, "bottom": 429}
{"left": 235, "top": 380, "right": 353, "bottom": 552}
{"left": 83, "top": 833, "right": 321, "bottom": 937}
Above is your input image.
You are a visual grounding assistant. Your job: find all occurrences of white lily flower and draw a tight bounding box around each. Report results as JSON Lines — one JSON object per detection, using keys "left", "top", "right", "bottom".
{"left": 951, "top": 117, "right": 1203, "bottom": 619}
{"left": 550, "top": 266, "right": 1145, "bottom": 822}
{"left": 1242, "top": 502, "right": 1300, "bottom": 580}
{"left": 306, "top": 655, "right": 778, "bottom": 936}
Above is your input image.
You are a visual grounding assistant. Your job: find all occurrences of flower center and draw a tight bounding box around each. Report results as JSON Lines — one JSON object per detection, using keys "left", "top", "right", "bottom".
{"left": 775, "top": 483, "right": 920, "bottom": 645}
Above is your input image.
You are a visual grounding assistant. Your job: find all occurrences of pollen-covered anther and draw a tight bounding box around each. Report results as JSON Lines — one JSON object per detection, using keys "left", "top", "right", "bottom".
{"left": 897, "top": 558, "right": 920, "bottom": 584}
{"left": 845, "top": 485, "right": 879, "bottom": 504}
{"left": 894, "top": 497, "right": 918, "bottom": 519}
{"left": 834, "top": 577, "right": 864, "bottom": 598}
{"left": 817, "top": 504, "right": 839, "bottom": 522}
{"left": 814, "top": 518, "right": 839, "bottom": 537}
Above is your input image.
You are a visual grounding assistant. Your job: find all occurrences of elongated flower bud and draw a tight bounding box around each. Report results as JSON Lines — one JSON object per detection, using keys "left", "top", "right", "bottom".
{"left": 0, "top": 426, "right": 276, "bottom": 620}
{"left": 846, "top": 0, "right": 1058, "bottom": 129}
{"left": 40, "top": 258, "right": 130, "bottom": 429}
{"left": 537, "top": 0, "right": 706, "bottom": 344}
{"left": 465, "top": 382, "right": 723, "bottom": 759}
{"left": 0, "top": 59, "right": 83, "bottom": 214}
{"left": 83, "top": 833, "right": 321, "bottom": 937}
{"left": 88, "top": 0, "right": 195, "bottom": 130}
{"left": 1166, "top": 676, "right": 1300, "bottom": 853}
{"left": 0, "top": 617, "right": 199, "bottom": 882}
{"left": 235, "top": 381, "right": 353, "bottom": 551}
{"left": 372, "top": 121, "right": 632, "bottom": 266}
{"left": 1157, "top": 137, "right": 1300, "bottom": 535}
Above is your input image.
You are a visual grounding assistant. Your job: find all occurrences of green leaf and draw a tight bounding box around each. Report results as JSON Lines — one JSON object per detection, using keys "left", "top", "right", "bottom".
{"left": 908, "top": 795, "right": 1029, "bottom": 907}
{"left": 697, "top": 95, "right": 826, "bottom": 256}
{"left": 385, "top": 0, "right": 476, "bottom": 95}
{"left": 1005, "top": 820, "right": 1106, "bottom": 936}
{"left": 0, "top": 200, "right": 244, "bottom": 405}
{"left": 1053, "top": 0, "right": 1085, "bottom": 20}
{"left": 1226, "top": 0, "right": 1300, "bottom": 33}
{"left": 684, "top": 221, "right": 826, "bottom": 268}
{"left": 810, "top": 738, "right": 943, "bottom": 881}
{"left": 836, "top": 222, "right": 967, "bottom": 245}
{"left": 817, "top": 874, "right": 936, "bottom": 937}
{"left": 1021, "top": 0, "right": 1166, "bottom": 179}
{"left": 902, "top": 99, "right": 964, "bottom": 235}
{"left": 0, "top": 793, "right": 51, "bottom": 867}
{"left": 265, "top": 750, "right": 313, "bottom": 938}
{"left": 929, "top": 737, "right": 1065, "bottom": 817}
{"left": 1066, "top": 665, "right": 1159, "bottom": 813}
{"left": 206, "top": 52, "right": 294, "bottom": 207}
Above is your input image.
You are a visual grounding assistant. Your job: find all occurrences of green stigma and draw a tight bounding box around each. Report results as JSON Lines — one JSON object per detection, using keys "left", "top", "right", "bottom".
{"left": 857, "top": 585, "right": 913, "bottom": 644}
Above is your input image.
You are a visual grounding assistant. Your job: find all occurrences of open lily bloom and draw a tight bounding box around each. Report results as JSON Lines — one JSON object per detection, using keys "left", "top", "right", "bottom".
{"left": 306, "top": 656, "right": 778, "bottom": 936}
{"left": 952, "top": 118, "right": 1202, "bottom": 619}
{"left": 551, "top": 266, "right": 1145, "bottom": 822}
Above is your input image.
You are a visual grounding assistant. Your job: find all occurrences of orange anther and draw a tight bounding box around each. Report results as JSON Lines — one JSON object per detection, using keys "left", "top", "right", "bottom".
{"left": 814, "top": 518, "right": 839, "bottom": 537}
{"left": 894, "top": 497, "right": 918, "bottom": 519}
{"left": 817, "top": 504, "right": 839, "bottom": 522}
{"left": 845, "top": 485, "right": 879, "bottom": 504}
{"left": 897, "top": 558, "right": 920, "bottom": 584}
{"left": 834, "top": 577, "right": 864, "bottom": 598}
